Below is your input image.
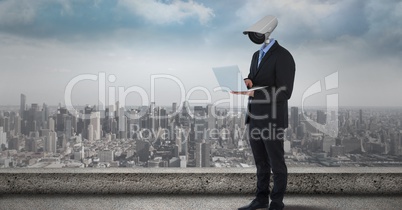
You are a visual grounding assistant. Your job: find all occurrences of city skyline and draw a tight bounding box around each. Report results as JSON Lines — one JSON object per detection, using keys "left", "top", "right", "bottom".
{"left": 1, "top": 92, "right": 402, "bottom": 169}
{"left": 0, "top": 0, "right": 402, "bottom": 107}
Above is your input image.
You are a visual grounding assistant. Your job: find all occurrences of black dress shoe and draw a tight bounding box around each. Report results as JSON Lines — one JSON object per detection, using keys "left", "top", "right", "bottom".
{"left": 268, "top": 202, "right": 284, "bottom": 210}
{"left": 238, "top": 198, "right": 269, "bottom": 210}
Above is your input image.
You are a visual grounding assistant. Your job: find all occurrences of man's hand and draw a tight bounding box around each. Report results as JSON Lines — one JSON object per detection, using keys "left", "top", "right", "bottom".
{"left": 244, "top": 79, "right": 253, "bottom": 88}
{"left": 230, "top": 90, "right": 254, "bottom": 97}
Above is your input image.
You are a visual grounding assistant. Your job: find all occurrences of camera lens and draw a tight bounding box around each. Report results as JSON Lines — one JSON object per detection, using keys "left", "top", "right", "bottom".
{"left": 248, "top": 32, "right": 265, "bottom": 44}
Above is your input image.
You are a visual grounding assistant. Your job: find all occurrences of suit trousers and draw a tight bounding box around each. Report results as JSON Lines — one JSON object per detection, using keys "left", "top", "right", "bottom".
{"left": 248, "top": 119, "right": 287, "bottom": 206}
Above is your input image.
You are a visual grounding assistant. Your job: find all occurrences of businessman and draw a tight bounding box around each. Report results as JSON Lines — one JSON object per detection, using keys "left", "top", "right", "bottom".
{"left": 232, "top": 15, "right": 295, "bottom": 210}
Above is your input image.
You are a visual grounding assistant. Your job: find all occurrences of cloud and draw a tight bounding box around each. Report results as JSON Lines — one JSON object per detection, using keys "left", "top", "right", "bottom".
{"left": 0, "top": 0, "right": 39, "bottom": 25}
{"left": 118, "top": 0, "right": 215, "bottom": 25}
{"left": 236, "top": 0, "right": 366, "bottom": 41}
{"left": 235, "top": 0, "right": 402, "bottom": 56}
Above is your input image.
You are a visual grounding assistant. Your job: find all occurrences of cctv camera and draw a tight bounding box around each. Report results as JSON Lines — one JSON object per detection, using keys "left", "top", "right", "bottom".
{"left": 247, "top": 32, "right": 266, "bottom": 45}
{"left": 243, "top": 15, "right": 278, "bottom": 44}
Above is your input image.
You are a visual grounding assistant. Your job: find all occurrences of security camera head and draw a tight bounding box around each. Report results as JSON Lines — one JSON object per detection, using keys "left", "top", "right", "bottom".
{"left": 247, "top": 32, "right": 267, "bottom": 45}
{"left": 243, "top": 15, "right": 278, "bottom": 44}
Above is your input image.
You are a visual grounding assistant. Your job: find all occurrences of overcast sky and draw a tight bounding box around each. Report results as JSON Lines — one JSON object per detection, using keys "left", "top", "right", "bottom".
{"left": 0, "top": 0, "right": 401, "bottom": 108}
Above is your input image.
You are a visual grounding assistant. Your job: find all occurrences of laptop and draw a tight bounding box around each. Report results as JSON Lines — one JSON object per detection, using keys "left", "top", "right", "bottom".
{"left": 212, "top": 65, "right": 267, "bottom": 92}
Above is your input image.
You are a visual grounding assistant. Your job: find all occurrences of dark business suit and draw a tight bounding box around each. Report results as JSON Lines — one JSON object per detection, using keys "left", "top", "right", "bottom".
{"left": 245, "top": 40, "right": 295, "bottom": 208}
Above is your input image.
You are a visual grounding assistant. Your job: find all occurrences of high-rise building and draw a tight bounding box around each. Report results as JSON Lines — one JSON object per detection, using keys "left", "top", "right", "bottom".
{"left": 14, "top": 115, "right": 21, "bottom": 136}
{"left": 90, "top": 112, "right": 101, "bottom": 140}
{"left": 195, "top": 140, "right": 210, "bottom": 167}
{"left": 172, "top": 102, "right": 177, "bottom": 114}
{"left": 87, "top": 124, "right": 93, "bottom": 141}
{"left": 118, "top": 107, "right": 126, "bottom": 138}
{"left": 180, "top": 101, "right": 191, "bottom": 126}
{"left": 48, "top": 117, "right": 55, "bottom": 131}
{"left": 45, "top": 131, "right": 57, "bottom": 153}
{"left": 28, "top": 103, "right": 41, "bottom": 133}
{"left": 159, "top": 108, "right": 168, "bottom": 129}
{"left": 175, "top": 127, "right": 182, "bottom": 152}
{"left": 8, "top": 137, "right": 19, "bottom": 151}
{"left": 322, "top": 136, "right": 335, "bottom": 153}
{"left": 136, "top": 139, "right": 150, "bottom": 162}
{"left": 0, "top": 127, "right": 7, "bottom": 148}
{"left": 290, "top": 107, "right": 299, "bottom": 133}
{"left": 194, "top": 106, "right": 205, "bottom": 117}
{"left": 317, "top": 110, "right": 326, "bottom": 125}
{"left": 20, "top": 94, "right": 26, "bottom": 119}
{"left": 25, "top": 138, "right": 38, "bottom": 152}
{"left": 65, "top": 115, "right": 73, "bottom": 140}
{"left": 42, "top": 103, "right": 49, "bottom": 128}
{"left": 152, "top": 106, "right": 159, "bottom": 131}
{"left": 391, "top": 132, "right": 402, "bottom": 156}
{"left": 296, "top": 122, "right": 306, "bottom": 139}
{"left": 83, "top": 105, "right": 94, "bottom": 140}
{"left": 194, "top": 118, "right": 206, "bottom": 140}
{"left": 56, "top": 107, "right": 68, "bottom": 132}
{"left": 177, "top": 127, "right": 189, "bottom": 156}
{"left": 207, "top": 104, "right": 216, "bottom": 130}
{"left": 3, "top": 117, "right": 9, "bottom": 133}
{"left": 179, "top": 155, "right": 187, "bottom": 168}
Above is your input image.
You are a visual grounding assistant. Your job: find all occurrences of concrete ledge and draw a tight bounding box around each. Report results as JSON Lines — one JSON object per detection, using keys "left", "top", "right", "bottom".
{"left": 1, "top": 168, "right": 402, "bottom": 195}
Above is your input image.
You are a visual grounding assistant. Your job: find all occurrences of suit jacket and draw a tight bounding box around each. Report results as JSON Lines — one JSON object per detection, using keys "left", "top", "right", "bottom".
{"left": 245, "top": 41, "right": 295, "bottom": 129}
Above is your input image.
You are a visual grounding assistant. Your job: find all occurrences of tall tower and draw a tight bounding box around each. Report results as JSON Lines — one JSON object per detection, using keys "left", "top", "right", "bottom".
{"left": 87, "top": 124, "right": 94, "bottom": 141}
{"left": 317, "top": 110, "right": 326, "bottom": 125}
{"left": 90, "top": 112, "right": 101, "bottom": 140}
{"left": 42, "top": 103, "right": 49, "bottom": 128}
{"left": 195, "top": 140, "right": 211, "bottom": 167}
{"left": 48, "top": 117, "right": 55, "bottom": 131}
{"left": 0, "top": 127, "right": 7, "bottom": 149}
{"left": 290, "top": 107, "right": 299, "bottom": 133}
{"left": 172, "top": 102, "right": 177, "bottom": 114}
{"left": 20, "top": 94, "right": 26, "bottom": 120}
{"left": 159, "top": 108, "right": 168, "bottom": 129}
{"left": 46, "top": 131, "right": 57, "bottom": 153}
{"left": 14, "top": 115, "right": 21, "bottom": 136}
{"left": 65, "top": 115, "right": 73, "bottom": 140}
{"left": 207, "top": 104, "right": 215, "bottom": 130}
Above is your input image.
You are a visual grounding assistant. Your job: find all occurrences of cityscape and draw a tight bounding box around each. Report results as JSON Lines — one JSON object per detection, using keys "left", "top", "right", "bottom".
{"left": 1, "top": 94, "right": 402, "bottom": 169}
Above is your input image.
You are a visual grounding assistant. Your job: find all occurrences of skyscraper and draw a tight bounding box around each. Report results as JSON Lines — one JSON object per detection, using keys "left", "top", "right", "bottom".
{"left": 42, "top": 103, "right": 49, "bottom": 128}
{"left": 159, "top": 108, "right": 168, "bottom": 129}
{"left": 195, "top": 140, "right": 211, "bottom": 167}
{"left": 136, "top": 139, "right": 150, "bottom": 162}
{"left": 207, "top": 104, "right": 216, "bottom": 130}
{"left": 25, "top": 138, "right": 38, "bottom": 153}
{"left": 290, "top": 107, "right": 299, "bottom": 133}
{"left": 20, "top": 94, "right": 26, "bottom": 119}
{"left": 8, "top": 137, "right": 19, "bottom": 151}
{"left": 87, "top": 124, "right": 94, "bottom": 141}
{"left": 14, "top": 115, "right": 21, "bottom": 136}
{"left": 0, "top": 127, "right": 6, "bottom": 148}
{"left": 90, "top": 112, "right": 101, "bottom": 140}
{"left": 46, "top": 131, "right": 57, "bottom": 153}
{"left": 48, "top": 117, "right": 55, "bottom": 131}
{"left": 317, "top": 110, "right": 327, "bottom": 125}
{"left": 172, "top": 102, "right": 177, "bottom": 114}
